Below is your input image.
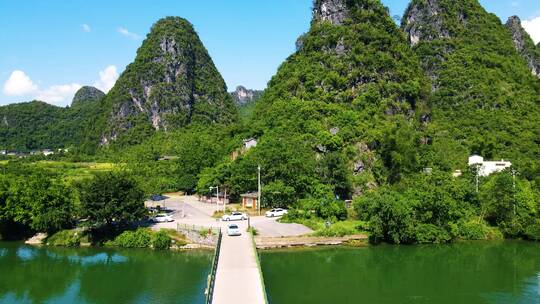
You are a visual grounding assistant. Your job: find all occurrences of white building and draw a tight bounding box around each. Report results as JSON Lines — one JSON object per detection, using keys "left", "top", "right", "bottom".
{"left": 42, "top": 149, "right": 54, "bottom": 156}
{"left": 243, "top": 138, "right": 258, "bottom": 150}
{"left": 468, "top": 155, "right": 512, "bottom": 177}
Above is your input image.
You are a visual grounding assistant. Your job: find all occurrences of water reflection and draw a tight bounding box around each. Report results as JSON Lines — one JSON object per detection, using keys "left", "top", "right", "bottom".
{"left": 0, "top": 242, "right": 212, "bottom": 304}
{"left": 261, "top": 241, "right": 540, "bottom": 304}
{"left": 16, "top": 247, "right": 37, "bottom": 261}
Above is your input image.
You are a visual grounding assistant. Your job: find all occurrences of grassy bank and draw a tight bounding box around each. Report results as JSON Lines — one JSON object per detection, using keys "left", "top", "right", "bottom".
{"left": 46, "top": 228, "right": 188, "bottom": 250}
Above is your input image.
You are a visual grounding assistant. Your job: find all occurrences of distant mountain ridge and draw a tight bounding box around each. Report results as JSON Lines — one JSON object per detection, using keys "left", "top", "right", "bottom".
{"left": 230, "top": 86, "right": 263, "bottom": 106}
{"left": 0, "top": 86, "right": 102, "bottom": 151}
{"left": 71, "top": 86, "right": 105, "bottom": 107}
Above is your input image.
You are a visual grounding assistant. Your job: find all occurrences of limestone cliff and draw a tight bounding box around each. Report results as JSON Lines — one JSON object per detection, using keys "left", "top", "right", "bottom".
{"left": 230, "top": 86, "right": 262, "bottom": 106}
{"left": 101, "top": 17, "right": 236, "bottom": 145}
{"left": 505, "top": 16, "right": 540, "bottom": 77}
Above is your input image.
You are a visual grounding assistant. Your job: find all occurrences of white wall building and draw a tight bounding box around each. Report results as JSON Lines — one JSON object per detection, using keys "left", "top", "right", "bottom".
{"left": 243, "top": 138, "right": 258, "bottom": 150}
{"left": 42, "top": 149, "right": 54, "bottom": 156}
{"left": 468, "top": 155, "right": 512, "bottom": 177}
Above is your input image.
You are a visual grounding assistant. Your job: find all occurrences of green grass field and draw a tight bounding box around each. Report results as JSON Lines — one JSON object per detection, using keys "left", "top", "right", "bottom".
{"left": 1, "top": 161, "right": 119, "bottom": 181}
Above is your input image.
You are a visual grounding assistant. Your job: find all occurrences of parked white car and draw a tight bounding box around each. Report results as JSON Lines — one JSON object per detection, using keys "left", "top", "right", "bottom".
{"left": 152, "top": 213, "right": 174, "bottom": 223}
{"left": 265, "top": 208, "right": 288, "bottom": 217}
{"left": 221, "top": 212, "right": 248, "bottom": 221}
{"left": 227, "top": 224, "right": 241, "bottom": 236}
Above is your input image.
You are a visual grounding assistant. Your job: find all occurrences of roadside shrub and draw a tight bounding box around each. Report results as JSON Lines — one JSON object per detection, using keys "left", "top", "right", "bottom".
{"left": 199, "top": 229, "right": 210, "bottom": 238}
{"left": 314, "top": 200, "right": 347, "bottom": 221}
{"left": 248, "top": 227, "right": 258, "bottom": 236}
{"left": 456, "top": 221, "right": 488, "bottom": 240}
{"left": 47, "top": 230, "right": 81, "bottom": 247}
{"left": 152, "top": 230, "right": 171, "bottom": 250}
{"left": 114, "top": 229, "right": 152, "bottom": 248}
{"left": 525, "top": 220, "right": 540, "bottom": 241}
{"left": 415, "top": 224, "right": 451, "bottom": 244}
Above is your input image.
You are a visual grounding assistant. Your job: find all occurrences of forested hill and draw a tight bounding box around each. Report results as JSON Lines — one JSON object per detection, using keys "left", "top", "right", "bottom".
{"left": 0, "top": 86, "right": 103, "bottom": 152}
{"left": 97, "top": 17, "right": 237, "bottom": 146}
{"left": 198, "top": 0, "right": 431, "bottom": 201}
{"left": 402, "top": 0, "right": 540, "bottom": 179}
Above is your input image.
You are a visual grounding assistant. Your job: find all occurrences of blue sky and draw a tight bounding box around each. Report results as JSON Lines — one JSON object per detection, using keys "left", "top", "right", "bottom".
{"left": 1, "top": 0, "right": 539, "bottom": 106}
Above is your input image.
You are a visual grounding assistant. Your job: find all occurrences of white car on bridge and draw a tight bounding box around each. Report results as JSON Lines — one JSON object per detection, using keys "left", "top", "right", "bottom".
{"left": 227, "top": 224, "right": 241, "bottom": 236}
{"left": 221, "top": 212, "right": 248, "bottom": 221}
{"left": 265, "top": 208, "right": 288, "bottom": 217}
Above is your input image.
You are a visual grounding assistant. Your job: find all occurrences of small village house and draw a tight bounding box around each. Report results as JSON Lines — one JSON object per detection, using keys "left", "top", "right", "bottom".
{"left": 468, "top": 155, "right": 512, "bottom": 177}
{"left": 243, "top": 138, "right": 257, "bottom": 150}
{"left": 42, "top": 149, "right": 54, "bottom": 156}
{"left": 241, "top": 192, "right": 259, "bottom": 209}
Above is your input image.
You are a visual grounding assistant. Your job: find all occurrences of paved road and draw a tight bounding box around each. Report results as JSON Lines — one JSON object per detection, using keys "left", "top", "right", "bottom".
{"left": 212, "top": 219, "right": 266, "bottom": 304}
{"left": 251, "top": 216, "right": 313, "bottom": 237}
{"left": 148, "top": 195, "right": 313, "bottom": 237}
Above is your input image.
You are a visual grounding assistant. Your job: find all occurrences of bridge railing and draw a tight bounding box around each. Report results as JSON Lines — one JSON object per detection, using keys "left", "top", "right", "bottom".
{"left": 176, "top": 223, "right": 221, "bottom": 235}
{"left": 205, "top": 228, "right": 222, "bottom": 304}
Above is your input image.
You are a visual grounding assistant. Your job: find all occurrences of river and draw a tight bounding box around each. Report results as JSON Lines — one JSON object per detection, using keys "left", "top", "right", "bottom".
{"left": 0, "top": 242, "right": 212, "bottom": 304}
{"left": 260, "top": 241, "right": 540, "bottom": 304}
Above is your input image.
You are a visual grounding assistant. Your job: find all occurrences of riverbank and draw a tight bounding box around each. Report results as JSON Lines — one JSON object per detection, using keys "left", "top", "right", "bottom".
{"left": 254, "top": 234, "right": 368, "bottom": 249}
{"left": 23, "top": 227, "right": 218, "bottom": 251}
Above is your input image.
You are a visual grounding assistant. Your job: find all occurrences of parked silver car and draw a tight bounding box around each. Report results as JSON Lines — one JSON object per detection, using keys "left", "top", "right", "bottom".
{"left": 221, "top": 212, "right": 248, "bottom": 221}
{"left": 265, "top": 208, "right": 288, "bottom": 217}
{"left": 152, "top": 213, "right": 174, "bottom": 223}
{"left": 227, "top": 224, "right": 241, "bottom": 236}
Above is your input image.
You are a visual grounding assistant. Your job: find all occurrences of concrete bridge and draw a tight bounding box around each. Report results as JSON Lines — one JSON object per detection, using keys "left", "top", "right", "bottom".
{"left": 210, "top": 219, "right": 267, "bottom": 304}
{"left": 150, "top": 195, "right": 311, "bottom": 304}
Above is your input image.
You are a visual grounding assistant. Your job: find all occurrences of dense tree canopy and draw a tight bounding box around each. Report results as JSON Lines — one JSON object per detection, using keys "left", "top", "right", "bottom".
{"left": 80, "top": 172, "right": 146, "bottom": 227}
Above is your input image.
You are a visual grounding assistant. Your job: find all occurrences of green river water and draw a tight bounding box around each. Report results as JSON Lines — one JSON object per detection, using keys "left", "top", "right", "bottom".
{"left": 0, "top": 242, "right": 212, "bottom": 304}
{"left": 260, "top": 241, "right": 540, "bottom": 304}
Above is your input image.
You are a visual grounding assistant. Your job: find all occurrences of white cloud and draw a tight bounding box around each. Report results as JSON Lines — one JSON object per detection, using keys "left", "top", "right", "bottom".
{"left": 93, "top": 65, "right": 118, "bottom": 93}
{"left": 118, "top": 27, "right": 141, "bottom": 40}
{"left": 3, "top": 70, "right": 38, "bottom": 96}
{"left": 2, "top": 66, "right": 119, "bottom": 106}
{"left": 523, "top": 16, "right": 540, "bottom": 44}
{"left": 36, "top": 84, "right": 82, "bottom": 105}
{"left": 82, "top": 24, "right": 91, "bottom": 33}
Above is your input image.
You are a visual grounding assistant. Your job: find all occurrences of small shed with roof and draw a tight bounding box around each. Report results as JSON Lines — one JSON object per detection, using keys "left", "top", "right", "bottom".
{"left": 241, "top": 192, "right": 259, "bottom": 209}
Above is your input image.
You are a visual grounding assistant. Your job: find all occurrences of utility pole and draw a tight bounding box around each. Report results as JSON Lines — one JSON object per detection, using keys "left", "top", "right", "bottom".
{"left": 216, "top": 185, "right": 219, "bottom": 213}
{"left": 210, "top": 186, "right": 219, "bottom": 213}
{"left": 475, "top": 163, "right": 480, "bottom": 193}
{"left": 258, "top": 165, "right": 261, "bottom": 216}
{"left": 224, "top": 188, "right": 227, "bottom": 213}
{"left": 512, "top": 169, "right": 517, "bottom": 218}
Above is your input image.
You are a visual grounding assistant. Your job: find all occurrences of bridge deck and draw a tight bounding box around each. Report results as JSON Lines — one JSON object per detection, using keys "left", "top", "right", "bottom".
{"left": 212, "top": 221, "right": 266, "bottom": 304}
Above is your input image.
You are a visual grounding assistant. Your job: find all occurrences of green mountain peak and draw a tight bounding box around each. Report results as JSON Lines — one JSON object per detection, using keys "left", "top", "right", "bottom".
{"left": 101, "top": 16, "right": 237, "bottom": 145}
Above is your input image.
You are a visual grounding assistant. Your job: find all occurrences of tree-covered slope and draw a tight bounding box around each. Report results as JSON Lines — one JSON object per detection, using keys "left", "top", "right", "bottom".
{"left": 402, "top": 0, "right": 540, "bottom": 179}
{"left": 0, "top": 101, "right": 66, "bottom": 151}
{"left": 0, "top": 86, "right": 104, "bottom": 152}
{"left": 200, "top": 0, "right": 431, "bottom": 201}
{"left": 99, "top": 17, "right": 237, "bottom": 146}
